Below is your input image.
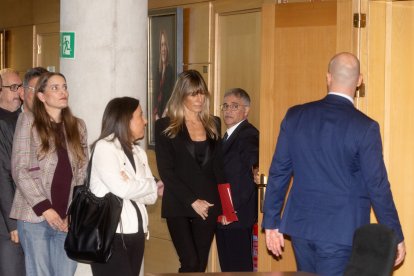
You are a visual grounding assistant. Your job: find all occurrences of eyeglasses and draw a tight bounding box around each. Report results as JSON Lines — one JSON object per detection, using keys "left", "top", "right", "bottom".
{"left": 24, "top": 86, "right": 36, "bottom": 92}
{"left": 2, "top": 83, "right": 24, "bottom": 92}
{"left": 220, "top": 103, "right": 247, "bottom": 111}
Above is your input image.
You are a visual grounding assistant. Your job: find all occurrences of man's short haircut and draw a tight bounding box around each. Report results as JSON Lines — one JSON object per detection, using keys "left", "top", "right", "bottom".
{"left": 0, "top": 68, "right": 19, "bottom": 92}
{"left": 0, "top": 68, "right": 19, "bottom": 79}
{"left": 23, "top": 67, "right": 48, "bottom": 87}
{"left": 224, "top": 88, "right": 251, "bottom": 106}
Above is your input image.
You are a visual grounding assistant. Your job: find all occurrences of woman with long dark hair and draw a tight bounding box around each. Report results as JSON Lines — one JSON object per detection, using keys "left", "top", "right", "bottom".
{"left": 11, "top": 72, "right": 88, "bottom": 276}
{"left": 90, "top": 97, "right": 159, "bottom": 276}
{"left": 155, "top": 70, "right": 224, "bottom": 272}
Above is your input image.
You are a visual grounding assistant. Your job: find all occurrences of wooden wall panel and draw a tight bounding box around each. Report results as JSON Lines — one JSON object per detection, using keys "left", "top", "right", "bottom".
{"left": 363, "top": 1, "right": 414, "bottom": 275}
{"left": 184, "top": 2, "right": 211, "bottom": 64}
{"left": 0, "top": 0, "right": 32, "bottom": 27}
{"left": 386, "top": 2, "right": 413, "bottom": 274}
{"left": 5, "top": 26, "right": 33, "bottom": 75}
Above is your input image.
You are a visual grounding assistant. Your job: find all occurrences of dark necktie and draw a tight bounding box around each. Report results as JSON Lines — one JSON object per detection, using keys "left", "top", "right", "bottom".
{"left": 223, "top": 132, "right": 228, "bottom": 141}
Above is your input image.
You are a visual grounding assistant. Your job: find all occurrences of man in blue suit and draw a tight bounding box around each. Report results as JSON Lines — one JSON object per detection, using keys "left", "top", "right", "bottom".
{"left": 262, "top": 52, "right": 406, "bottom": 276}
{"left": 216, "top": 88, "right": 259, "bottom": 271}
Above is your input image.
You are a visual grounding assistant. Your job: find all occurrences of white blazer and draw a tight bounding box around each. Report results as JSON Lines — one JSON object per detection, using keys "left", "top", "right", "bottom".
{"left": 90, "top": 135, "right": 157, "bottom": 234}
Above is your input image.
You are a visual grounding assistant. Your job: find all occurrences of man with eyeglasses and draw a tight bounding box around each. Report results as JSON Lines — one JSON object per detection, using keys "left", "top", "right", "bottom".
{"left": 216, "top": 88, "right": 259, "bottom": 272}
{"left": 20, "top": 67, "right": 48, "bottom": 113}
{"left": 0, "top": 68, "right": 23, "bottom": 117}
{"left": 0, "top": 67, "right": 47, "bottom": 276}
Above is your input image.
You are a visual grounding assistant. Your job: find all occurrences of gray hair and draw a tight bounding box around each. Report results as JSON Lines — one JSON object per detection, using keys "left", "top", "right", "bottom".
{"left": 224, "top": 88, "right": 251, "bottom": 106}
{"left": 23, "top": 67, "right": 48, "bottom": 87}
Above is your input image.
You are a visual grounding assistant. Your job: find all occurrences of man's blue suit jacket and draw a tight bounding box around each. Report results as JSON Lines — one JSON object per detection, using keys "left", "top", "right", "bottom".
{"left": 262, "top": 94, "right": 404, "bottom": 246}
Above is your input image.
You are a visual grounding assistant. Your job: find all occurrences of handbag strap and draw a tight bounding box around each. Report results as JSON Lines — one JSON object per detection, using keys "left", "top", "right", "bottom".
{"left": 84, "top": 148, "right": 95, "bottom": 189}
{"left": 131, "top": 200, "right": 144, "bottom": 234}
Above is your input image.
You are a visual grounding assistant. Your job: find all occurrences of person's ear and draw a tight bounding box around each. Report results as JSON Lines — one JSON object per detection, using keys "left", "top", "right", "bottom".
{"left": 36, "top": 92, "right": 46, "bottom": 103}
{"left": 326, "top": 72, "right": 332, "bottom": 86}
{"left": 244, "top": 106, "right": 250, "bottom": 118}
{"left": 19, "top": 88, "right": 25, "bottom": 101}
{"left": 357, "top": 74, "right": 363, "bottom": 87}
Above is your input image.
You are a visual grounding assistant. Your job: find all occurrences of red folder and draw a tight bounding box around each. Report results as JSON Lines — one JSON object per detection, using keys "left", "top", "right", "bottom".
{"left": 217, "top": 183, "right": 238, "bottom": 222}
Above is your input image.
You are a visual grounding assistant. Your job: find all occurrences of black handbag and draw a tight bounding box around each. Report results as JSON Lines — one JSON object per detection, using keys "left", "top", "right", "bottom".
{"left": 64, "top": 150, "right": 123, "bottom": 264}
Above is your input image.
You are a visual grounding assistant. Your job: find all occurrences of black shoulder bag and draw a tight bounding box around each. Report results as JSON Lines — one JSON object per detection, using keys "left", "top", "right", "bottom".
{"left": 64, "top": 150, "right": 123, "bottom": 263}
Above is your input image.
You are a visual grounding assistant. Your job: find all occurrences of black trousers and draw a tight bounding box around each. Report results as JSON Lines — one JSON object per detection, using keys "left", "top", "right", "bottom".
{"left": 216, "top": 226, "right": 253, "bottom": 271}
{"left": 91, "top": 232, "right": 145, "bottom": 276}
{"left": 0, "top": 229, "right": 26, "bottom": 276}
{"left": 167, "top": 216, "right": 217, "bottom": 272}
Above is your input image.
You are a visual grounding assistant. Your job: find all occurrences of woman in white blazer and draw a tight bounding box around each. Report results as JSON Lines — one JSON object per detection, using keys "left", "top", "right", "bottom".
{"left": 89, "top": 97, "right": 160, "bottom": 276}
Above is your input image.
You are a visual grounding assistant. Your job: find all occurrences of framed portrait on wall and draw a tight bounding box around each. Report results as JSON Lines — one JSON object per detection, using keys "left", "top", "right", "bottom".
{"left": 147, "top": 8, "right": 183, "bottom": 147}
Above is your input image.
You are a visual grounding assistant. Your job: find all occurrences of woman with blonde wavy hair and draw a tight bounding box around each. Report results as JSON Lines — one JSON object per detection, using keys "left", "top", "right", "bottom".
{"left": 153, "top": 30, "right": 174, "bottom": 120}
{"left": 155, "top": 70, "right": 224, "bottom": 272}
{"left": 11, "top": 72, "right": 88, "bottom": 276}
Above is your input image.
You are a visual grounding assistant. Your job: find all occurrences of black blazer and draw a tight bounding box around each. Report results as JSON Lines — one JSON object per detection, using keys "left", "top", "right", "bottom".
{"left": 219, "top": 120, "right": 259, "bottom": 229}
{"left": 155, "top": 117, "right": 224, "bottom": 218}
{"left": 0, "top": 112, "right": 20, "bottom": 235}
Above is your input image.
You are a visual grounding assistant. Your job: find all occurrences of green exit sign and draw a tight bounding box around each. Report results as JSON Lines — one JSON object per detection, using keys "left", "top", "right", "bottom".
{"left": 60, "top": 32, "right": 75, "bottom": 59}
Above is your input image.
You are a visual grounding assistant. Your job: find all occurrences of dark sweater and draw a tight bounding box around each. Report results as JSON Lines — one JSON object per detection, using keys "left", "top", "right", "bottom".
{"left": 32, "top": 122, "right": 73, "bottom": 219}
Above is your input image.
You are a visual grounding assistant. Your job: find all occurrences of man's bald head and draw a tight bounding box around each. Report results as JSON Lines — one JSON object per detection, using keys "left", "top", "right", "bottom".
{"left": 327, "top": 52, "right": 362, "bottom": 96}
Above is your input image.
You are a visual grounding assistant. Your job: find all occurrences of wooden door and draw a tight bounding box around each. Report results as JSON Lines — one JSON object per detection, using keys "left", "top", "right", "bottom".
{"left": 257, "top": 0, "right": 357, "bottom": 271}
{"left": 213, "top": 2, "right": 262, "bottom": 271}
{"left": 34, "top": 23, "right": 59, "bottom": 72}
{"left": 358, "top": 1, "right": 414, "bottom": 275}
{"left": 214, "top": 8, "right": 261, "bottom": 130}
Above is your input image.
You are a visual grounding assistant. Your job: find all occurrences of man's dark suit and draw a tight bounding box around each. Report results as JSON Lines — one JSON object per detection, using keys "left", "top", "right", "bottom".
{"left": 263, "top": 94, "right": 403, "bottom": 275}
{"left": 0, "top": 111, "right": 25, "bottom": 276}
{"left": 216, "top": 120, "right": 259, "bottom": 271}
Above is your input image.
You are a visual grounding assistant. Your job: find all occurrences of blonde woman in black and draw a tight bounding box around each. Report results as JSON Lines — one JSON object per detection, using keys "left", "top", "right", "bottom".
{"left": 155, "top": 70, "right": 224, "bottom": 272}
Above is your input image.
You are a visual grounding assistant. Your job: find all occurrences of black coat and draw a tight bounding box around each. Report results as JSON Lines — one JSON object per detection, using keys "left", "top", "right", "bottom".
{"left": 219, "top": 120, "right": 259, "bottom": 229}
{"left": 0, "top": 111, "right": 20, "bottom": 235}
{"left": 155, "top": 117, "right": 224, "bottom": 219}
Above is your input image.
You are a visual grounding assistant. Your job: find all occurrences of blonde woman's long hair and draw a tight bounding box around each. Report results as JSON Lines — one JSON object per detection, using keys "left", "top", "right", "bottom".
{"left": 164, "top": 70, "right": 219, "bottom": 140}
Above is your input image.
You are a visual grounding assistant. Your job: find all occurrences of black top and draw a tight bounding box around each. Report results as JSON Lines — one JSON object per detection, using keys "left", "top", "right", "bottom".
{"left": 155, "top": 116, "right": 225, "bottom": 218}
{"left": 0, "top": 107, "right": 20, "bottom": 120}
{"left": 121, "top": 144, "right": 136, "bottom": 172}
{"left": 194, "top": 140, "right": 208, "bottom": 166}
{"left": 0, "top": 111, "right": 21, "bottom": 233}
{"left": 33, "top": 122, "right": 72, "bottom": 219}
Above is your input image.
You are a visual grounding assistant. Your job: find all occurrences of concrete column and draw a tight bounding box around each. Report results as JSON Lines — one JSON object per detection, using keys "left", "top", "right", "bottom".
{"left": 60, "top": 1, "right": 148, "bottom": 275}
{"left": 61, "top": 0, "right": 148, "bottom": 146}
